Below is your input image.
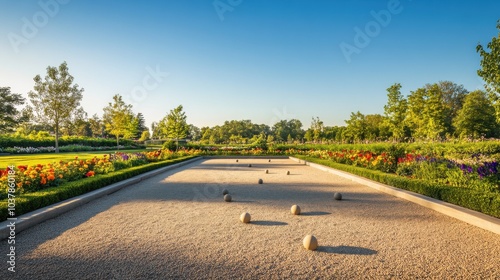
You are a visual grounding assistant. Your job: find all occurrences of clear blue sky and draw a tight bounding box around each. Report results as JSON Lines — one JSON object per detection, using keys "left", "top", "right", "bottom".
{"left": 0, "top": 0, "right": 498, "bottom": 129}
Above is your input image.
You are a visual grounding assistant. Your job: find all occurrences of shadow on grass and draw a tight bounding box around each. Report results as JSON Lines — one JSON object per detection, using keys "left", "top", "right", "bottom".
{"left": 318, "top": 245, "right": 377, "bottom": 255}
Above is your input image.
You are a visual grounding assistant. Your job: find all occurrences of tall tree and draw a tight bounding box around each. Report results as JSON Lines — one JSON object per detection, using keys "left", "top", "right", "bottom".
{"left": 0, "top": 87, "right": 25, "bottom": 133}
{"left": 343, "top": 111, "right": 367, "bottom": 143}
{"left": 454, "top": 90, "right": 498, "bottom": 138}
{"left": 422, "top": 84, "right": 448, "bottom": 139}
{"left": 103, "top": 94, "right": 136, "bottom": 147}
{"left": 188, "top": 124, "right": 201, "bottom": 141}
{"left": 88, "top": 113, "right": 105, "bottom": 138}
{"left": 477, "top": 20, "right": 500, "bottom": 122}
{"left": 272, "top": 119, "right": 303, "bottom": 142}
{"left": 383, "top": 83, "right": 408, "bottom": 140}
{"left": 28, "top": 62, "right": 84, "bottom": 152}
{"left": 365, "top": 114, "right": 386, "bottom": 141}
{"left": 134, "top": 112, "right": 148, "bottom": 138}
{"left": 61, "top": 107, "right": 87, "bottom": 136}
{"left": 162, "top": 105, "right": 188, "bottom": 150}
{"left": 310, "top": 117, "right": 324, "bottom": 143}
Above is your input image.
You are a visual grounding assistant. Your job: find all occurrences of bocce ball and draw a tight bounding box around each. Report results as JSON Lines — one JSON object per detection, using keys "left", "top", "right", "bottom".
{"left": 240, "top": 212, "right": 251, "bottom": 223}
{"left": 291, "top": 205, "right": 301, "bottom": 215}
{"left": 303, "top": 235, "right": 318, "bottom": 251}
{"left": 334, "top": 192, "right": 342, "bottom": 200}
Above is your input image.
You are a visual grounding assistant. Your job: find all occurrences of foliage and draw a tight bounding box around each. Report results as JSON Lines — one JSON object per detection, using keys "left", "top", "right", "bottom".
{"left": 477, "top": 20, "right": 500, "bottom": 122}
{"left": 0, "top": 156, "right": 197, "bottom": 221}
{"left": 162, "top": 140, "right": 177, "bottom": 151}
{"left": 0, "top": 149, "right": 201, "bottom": 198}
{"left": 159, "top": 105, "right": 188, "bottom": 150}
{"left": 0, "top": 134, "right": 136, "bottom": 149}
{"left": 28, "top": 61, "right": 85, "bottom": 152}
{"left": 383, "top": 83, "right": 408, "bottom": 140}
{"left": 294, "top": 155, "right": 500, "bottom": 219}
{"left": 103, "top": 94, "right": 137, "bottom": 147}
{"left": 454, "top": 90, "right": 498, "bottom": 138}
{"left": 0, "top": 87, "right": 25, "bottom": 133}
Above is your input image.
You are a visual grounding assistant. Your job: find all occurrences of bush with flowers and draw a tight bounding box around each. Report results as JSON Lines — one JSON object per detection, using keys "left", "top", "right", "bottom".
{"left": 0, "top": 149, "right": 202, "bottom": 199}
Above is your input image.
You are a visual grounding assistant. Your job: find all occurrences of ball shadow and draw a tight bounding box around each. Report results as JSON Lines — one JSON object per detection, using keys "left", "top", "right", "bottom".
{"left": 251, "top": 220, "right": 288, "bottom": 226}
{"left": 301, "top": 211, "right": 331, "bottom": 216}
{"left": 318, "top": 245, "right": 377, "bottom": 255}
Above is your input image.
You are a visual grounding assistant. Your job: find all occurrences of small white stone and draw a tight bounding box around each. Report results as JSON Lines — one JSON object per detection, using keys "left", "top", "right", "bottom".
{"left": 222, "top": 189, "right": 229, "bottom": 195}
{"left": 334, "top": 192, "right": 342, "bottom": 200}
{"left": 224, "top": 194, "right": 232, "bottom": 202}
{"left": 291, "top": 205, "right": 301, "bottom": 215}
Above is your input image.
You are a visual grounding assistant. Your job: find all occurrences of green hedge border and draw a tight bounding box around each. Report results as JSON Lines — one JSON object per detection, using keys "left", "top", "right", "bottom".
{"left": 295, "top": 155, "right": 500, "bottom": 219}
{"left": 0, "top": 156, "right": 196, "bottom": 221}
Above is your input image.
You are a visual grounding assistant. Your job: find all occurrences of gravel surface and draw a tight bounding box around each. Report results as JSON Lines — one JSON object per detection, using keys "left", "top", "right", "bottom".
{"left": 2, "top": 158, "right": 500, "bottom": 279}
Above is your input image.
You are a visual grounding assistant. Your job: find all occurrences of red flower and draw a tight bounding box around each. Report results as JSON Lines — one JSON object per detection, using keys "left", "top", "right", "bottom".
{"left": 85, "top": 171, "right": 95, "bottom": 177}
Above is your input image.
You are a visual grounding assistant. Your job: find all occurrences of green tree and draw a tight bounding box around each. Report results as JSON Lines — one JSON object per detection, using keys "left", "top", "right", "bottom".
{"left": 477, "top": 20, "right": 500, "bottom": 122}
{"left": 139, "top": 130, "right": 151, "bottom": 142}
{"left": 28, "top": 62, "right": 85, "bottom": 152}
{"left": 431, "top": 81, "right": 467, "bottom": 129}
{"left": 383, "top": 83, "right": 408, "bottom": 140}
{"left": 310, "top": 117, "right": 324, "bottom": 143}
{"left": 343, "top": 111, "right": 367, "bottom": 143}
{"left": 406, "top": 88, "right": 427, "bottom": 139}
{"left": 304, "top": 129, "right": 313, "bottom": 142}
{"left": 188, "top": 124, "right": 201, "bottom": 141}
{"left": 423, "top": 84, "right": 448, "bottom": 139}
{"left": 103, "top": 94, "right": 136, "bottom": 147}
{"left": 272, "top": 119, "right": 303, "bottom": 142}
{"left": 134, "top": 113, "right": 148, "bottom": 138}
{"left": 454, "top": 90, "right": 498, "bottom": 138}
{"left": 0, "top": 87, "right": 25, "bottom": 133}
{"left": 365, "top": 114, "right": 385, "bottom": 141}
{"left": 88, "top": 113, "right": 105, "bottom": 138}
{"left": 61, "top": 107, "right": 87, "bottom": 136}
{"left": 162, "top": 105, "right": 188, "bottom": 150}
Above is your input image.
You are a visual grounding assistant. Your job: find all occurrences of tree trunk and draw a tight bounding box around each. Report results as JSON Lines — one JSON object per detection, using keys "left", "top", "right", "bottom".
{"left": 116, "top": 135, "right": 120, "bottom": 150}
{"left": 55, "top": 123, "right": 60, "bottom": 153}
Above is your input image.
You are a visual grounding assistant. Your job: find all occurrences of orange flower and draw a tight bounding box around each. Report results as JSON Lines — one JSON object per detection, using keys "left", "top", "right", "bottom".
{"left": 85, "top": 171, "right": 95, "bottom": 177}
{"left": 47, "top": 174, "right": 55, "bottom": 181}
{"left": 59, "top": 174, "right": 63, "bottom": 179}
{"left": 40, "top": 178, "right": 47, "bottom": 185}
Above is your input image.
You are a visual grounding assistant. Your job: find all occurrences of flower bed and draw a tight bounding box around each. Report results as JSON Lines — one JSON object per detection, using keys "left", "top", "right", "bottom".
{"left": 0, "top": 149, "right": 202, "bottom": 199}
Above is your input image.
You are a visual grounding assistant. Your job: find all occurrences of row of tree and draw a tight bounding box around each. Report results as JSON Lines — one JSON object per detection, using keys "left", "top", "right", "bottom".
{"left": 1, "top": 21, "right": 499, "bottom": 147}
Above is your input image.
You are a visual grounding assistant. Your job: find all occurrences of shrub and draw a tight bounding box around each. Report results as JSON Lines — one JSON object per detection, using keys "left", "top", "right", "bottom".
{"left": 296, "top": 155, "right": 500, "bottom": 219}
{"left": 0, "top": 156, "right": 197, "bottom": 221}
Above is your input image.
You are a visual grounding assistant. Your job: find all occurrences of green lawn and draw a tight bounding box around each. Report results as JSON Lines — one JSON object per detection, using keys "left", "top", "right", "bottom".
{"left": 0, "top": 149, "right": 145, "bottom": 169}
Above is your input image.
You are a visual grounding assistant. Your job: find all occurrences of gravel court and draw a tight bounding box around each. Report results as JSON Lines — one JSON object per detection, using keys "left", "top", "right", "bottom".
{"left": 2, "top": 158, "right": 500, "bottom": 279}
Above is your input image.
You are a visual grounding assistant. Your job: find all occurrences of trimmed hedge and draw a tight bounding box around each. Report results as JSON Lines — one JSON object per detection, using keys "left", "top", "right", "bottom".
{"left": 295, "top": 155, "right": 500, "bottom": 219}
{"left": 0, "top": 156, "right": 197, "bottom": 221}
{"left": 0, "top": 135, "right": 137, "bottom": 149}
